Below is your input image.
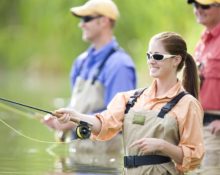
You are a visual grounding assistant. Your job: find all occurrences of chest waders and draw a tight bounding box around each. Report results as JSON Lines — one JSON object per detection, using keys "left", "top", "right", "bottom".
{"left": 68, "top": 48, "right": 124, "bottom": 169}
{"left": 70, "top": 47, "right": 117, "bottom": 114}
{"left": 123, "top": 89, "right": 187, "bottom": 175}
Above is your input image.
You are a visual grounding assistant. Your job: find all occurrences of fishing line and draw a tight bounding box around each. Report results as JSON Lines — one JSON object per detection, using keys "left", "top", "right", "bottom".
{"left": 0, "top": 102, "right": 71, "bottom": 144}
{"left": 0, "top": 118, "right": 69, "bottom": 144}
{"left": 0, "top": 97, "right": 92, "bottom": 140}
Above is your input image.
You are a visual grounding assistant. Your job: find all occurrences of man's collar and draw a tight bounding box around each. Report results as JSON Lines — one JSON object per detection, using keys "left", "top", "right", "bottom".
{"left": 202, "top": 22, "right": 220, "bottom": 42}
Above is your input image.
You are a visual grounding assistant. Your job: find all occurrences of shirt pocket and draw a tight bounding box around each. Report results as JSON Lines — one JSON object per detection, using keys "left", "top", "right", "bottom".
{"left": 205, "top": 57, "right": 220, "bottom": 78}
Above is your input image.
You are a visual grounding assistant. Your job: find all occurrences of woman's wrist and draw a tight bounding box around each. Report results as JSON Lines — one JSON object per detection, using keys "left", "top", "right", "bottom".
{"left": 158, "top": 139, "right": 167, "bottom": 152}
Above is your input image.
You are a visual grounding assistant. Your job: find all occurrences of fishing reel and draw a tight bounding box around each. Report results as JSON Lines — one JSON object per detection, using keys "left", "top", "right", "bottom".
{"left": 75, "top": 121, "right": 91, "bottom": 139}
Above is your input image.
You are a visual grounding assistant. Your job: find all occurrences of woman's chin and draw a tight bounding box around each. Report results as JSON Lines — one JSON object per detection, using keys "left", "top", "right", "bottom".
{"left": 150, "top": 71, "right": 159, "bottom": 78}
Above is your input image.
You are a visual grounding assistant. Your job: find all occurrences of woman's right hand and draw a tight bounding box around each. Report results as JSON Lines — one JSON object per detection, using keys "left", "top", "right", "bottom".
{"left": 54, "top": 108, "right": 80, "bottom": 124}
{"left": 54, "top": 108, "right": 101, "bottom": 135}
{"left": 41, "top": 113, "right": 76, "bottom": 131}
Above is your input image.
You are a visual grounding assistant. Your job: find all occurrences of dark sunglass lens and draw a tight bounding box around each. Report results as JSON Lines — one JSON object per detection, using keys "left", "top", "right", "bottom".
{"left": 153, "top": 54, "right": 164, "bottom": 60}
{"left": 81, "top": 16, "right": 93, "bottom": 23}
{"left": 201, "top": 4, "right": 211, "bottom": 9}
{"left": 147, "top": 53, "right": 151, "bottom": 59}
{"left": 193, "top": 2, "right": 211, "bottom": 10}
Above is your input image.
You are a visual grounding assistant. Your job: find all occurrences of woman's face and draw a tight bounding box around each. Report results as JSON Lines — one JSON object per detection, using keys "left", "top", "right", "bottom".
{"left": 147, "top": 39, "right": 179, "bottom": 80}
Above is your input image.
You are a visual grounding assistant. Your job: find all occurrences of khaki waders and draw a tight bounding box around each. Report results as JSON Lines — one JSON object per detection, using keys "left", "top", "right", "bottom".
{"left": 123, "top": 109, "right": 181, "bottom": 175}
{"left": 69, "top": 77, "right": 123, "bottom": 168}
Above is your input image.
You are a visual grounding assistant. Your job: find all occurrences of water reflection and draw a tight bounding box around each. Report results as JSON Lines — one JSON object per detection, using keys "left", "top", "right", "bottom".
{"left": 0, "top": 103, "right": 122, "bottom": 175}
{"left": 45, "top": 141, "right": 123, "bottom": 175}
{"left": 47, "top": 156, "right": 122, "bottom": 174}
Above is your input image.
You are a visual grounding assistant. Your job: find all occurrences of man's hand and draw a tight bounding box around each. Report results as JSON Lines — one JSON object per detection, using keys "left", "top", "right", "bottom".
{"left": 209, "top": 120, "right": 220, "bottom": 135}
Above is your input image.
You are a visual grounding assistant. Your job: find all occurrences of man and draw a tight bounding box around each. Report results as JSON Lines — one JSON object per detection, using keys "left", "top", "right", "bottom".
{"left": 69, "top": 0, "right": 136, "bottom": 116}
{"left": 43, "top": 0, "right": 136, "bottom": 170}
{"left": 187, "top": 0, "right": 220, "bottom": 174}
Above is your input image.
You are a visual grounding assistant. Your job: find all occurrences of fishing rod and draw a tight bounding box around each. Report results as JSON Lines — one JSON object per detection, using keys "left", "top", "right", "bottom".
{"left": 0, "top": 97, "right": 92, "bottom": 139}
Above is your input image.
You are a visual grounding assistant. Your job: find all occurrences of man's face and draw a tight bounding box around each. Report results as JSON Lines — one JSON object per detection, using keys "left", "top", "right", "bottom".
{"left": 193, "top": 2, "right": 220, "bottom": 29}
{"left": 78, "top": 16, "right": 103, "bottom": 43}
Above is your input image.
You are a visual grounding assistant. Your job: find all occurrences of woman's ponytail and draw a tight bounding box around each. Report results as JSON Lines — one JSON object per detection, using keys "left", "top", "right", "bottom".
{"left": 182, "top": 53, "right": 199, "bottom": 99}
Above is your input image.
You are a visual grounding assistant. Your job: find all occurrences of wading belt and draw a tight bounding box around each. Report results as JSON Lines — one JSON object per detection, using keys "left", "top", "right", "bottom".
{"left": 124, "top": 91, "right": 187, "bottom": 168}
{"left": 124, "top": 155, "right": 171, "bottom": 168}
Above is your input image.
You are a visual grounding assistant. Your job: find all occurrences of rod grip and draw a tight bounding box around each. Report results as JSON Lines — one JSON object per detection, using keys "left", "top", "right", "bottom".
{"left": 51, "top": 112, "right": 80, "bottom": 124}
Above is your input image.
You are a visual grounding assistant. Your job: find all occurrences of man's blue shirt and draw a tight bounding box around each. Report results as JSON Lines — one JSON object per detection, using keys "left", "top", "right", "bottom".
{"left": 70, "top": 38, "right": 136, "bottom": 109}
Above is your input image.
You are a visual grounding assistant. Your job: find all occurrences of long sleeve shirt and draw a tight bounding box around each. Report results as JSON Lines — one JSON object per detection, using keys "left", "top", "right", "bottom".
{"left": 195, "top": 22, "right": 220, "bottom": 110}
{"left": 70, "top": 38, "right": 136, "bottom": 109}
{"left": 92, "top": 80, "right": 204, "bottom": 172}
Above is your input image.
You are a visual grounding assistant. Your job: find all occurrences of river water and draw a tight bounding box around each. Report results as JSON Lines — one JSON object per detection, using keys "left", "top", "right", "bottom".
{"left": 0, "top": 102, "right": 123, "bottom": 175}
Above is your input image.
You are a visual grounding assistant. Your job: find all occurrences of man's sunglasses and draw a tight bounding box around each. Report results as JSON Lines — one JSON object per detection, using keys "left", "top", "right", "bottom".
{"left": 192, "top": 2, "right": 211, "bottom": 10}
{"left": 80, "top": 15, "right": 102, "bottom": 23}
{"left": 192, "top": 2, "right": 220, "bottom": 10}
{"left": 146, "top": 52, "right": 176, "bottom": 61}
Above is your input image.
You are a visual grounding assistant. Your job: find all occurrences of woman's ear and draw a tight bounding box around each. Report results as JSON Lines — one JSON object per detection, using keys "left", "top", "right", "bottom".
{"left": 173, "top": 55, "right": 182, "bottom": 67}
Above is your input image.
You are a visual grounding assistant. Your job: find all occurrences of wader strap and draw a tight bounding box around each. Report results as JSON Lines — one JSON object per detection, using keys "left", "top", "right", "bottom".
{"left": 157, "top": 91, "right": 188, "bottom": 118}
{"left": 124, "top": 88, "right": 147, "bottom": 114}
{"left": 76, "top": 47, "right": 118, "bottom": 85}
{"left": 124, "top": 155, "right": 171, "bottom": 168}
{"left": 91, "top": 47, "right": 118, "bottom": 84}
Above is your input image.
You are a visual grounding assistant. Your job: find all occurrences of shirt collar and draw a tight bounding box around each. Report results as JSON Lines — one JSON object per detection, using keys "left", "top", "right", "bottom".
{"left": 146, "top": 79, "right": 183, "bottom": 99}
{"left": 87, "top": 37, "right": 118, "bottom": 61}
{"left": 202, "top": 22, "right": 220, "bottom": 42}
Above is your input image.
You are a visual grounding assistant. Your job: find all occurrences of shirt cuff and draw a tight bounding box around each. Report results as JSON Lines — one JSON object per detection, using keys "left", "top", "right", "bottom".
{"left": 176, "top": 145, "right": 191, "bottom": 172}
{"left": 90, "top": 113, "right": 107, "bottom": 141}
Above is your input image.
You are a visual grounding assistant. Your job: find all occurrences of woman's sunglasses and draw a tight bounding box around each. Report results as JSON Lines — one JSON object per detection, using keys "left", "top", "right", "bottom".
{"left": 80, "top": 15, "right": 102, "bottom": 23}
{"left": 146, "top": 52, "right": 176, "bottom": 61}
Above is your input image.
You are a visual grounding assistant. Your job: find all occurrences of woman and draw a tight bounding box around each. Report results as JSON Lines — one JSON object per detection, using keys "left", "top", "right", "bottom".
{"left": 54, "top": 32, "right": 204, "bottom": 175}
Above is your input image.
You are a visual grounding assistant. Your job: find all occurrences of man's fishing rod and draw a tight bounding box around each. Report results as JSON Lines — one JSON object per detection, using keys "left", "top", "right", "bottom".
{"left": 0, "top": 97, "right": 91, "bottom": 139}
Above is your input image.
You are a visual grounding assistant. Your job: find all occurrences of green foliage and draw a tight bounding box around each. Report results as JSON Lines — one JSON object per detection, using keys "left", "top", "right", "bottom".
{"left": 0, "top": 0, "right": 203, "bottom": 87}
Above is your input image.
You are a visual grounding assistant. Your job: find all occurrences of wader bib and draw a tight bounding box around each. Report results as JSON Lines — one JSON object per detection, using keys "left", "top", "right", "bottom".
{"left": 69, "top": 48, "right": 123, "bottom": 168}
{"left": 123, "top": 90, "right": 186, "bottom": 175}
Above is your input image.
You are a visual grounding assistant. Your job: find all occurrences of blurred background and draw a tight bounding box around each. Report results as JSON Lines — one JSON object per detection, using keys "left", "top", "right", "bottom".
{"left": 0, "top": 0, "right": 203, "bottom": 174}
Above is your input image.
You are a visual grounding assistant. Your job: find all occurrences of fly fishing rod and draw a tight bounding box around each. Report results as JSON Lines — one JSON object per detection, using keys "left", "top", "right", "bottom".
{"left": 0, "top": 97, "right": 91, "bottom": 139}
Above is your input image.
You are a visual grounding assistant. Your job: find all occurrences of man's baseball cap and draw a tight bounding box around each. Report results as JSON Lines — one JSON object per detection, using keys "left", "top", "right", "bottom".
{"left": 187, "top": 0, "right": 220, "bottom": 5}
{"left": 70, "top": 0, "right": 119, "bottom": 21}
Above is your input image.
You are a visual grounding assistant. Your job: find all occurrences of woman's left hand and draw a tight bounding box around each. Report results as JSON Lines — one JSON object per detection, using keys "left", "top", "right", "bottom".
{"left": 129, "top": 138, "right": 164, "bottom": 155}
